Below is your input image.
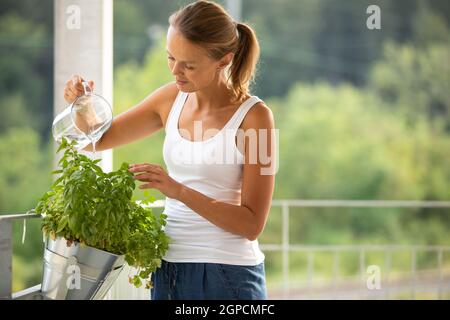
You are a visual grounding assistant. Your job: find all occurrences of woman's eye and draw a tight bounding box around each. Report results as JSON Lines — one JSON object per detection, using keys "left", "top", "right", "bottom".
{"left": 167, "top": 56, "right": 193, "bottom": 70}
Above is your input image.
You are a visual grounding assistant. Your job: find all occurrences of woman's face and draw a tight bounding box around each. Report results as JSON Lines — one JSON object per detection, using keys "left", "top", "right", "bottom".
{"left": 166, "top": 26, "right": 230, "bottom": 92}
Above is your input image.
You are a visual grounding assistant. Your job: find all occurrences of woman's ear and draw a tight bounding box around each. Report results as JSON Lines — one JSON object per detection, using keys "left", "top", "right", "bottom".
{"left": 218, "top": 52, "right": 234, "bottom": 70}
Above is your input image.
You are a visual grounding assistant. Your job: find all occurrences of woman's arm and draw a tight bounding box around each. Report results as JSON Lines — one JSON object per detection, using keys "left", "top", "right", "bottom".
{"left": 62, "top": 74, "right": 178, "bottom": 152}
{"left": 83, "top": 82, "right": 179, "bottom": 152}
{"left": 130, "top": 102, "right": 276, "bottom": 241}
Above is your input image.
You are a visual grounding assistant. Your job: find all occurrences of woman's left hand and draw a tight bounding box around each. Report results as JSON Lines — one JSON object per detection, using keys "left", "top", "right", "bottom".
{"left": 128, "top": 163, "right": 182, "bottom": 199}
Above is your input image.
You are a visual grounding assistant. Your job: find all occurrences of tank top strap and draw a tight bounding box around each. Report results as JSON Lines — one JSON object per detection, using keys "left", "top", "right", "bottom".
{"left": 226, "top": 96, "right": 263, "bottom": 131}
{"left": 165, "top": 91, "right": 189, "bottom": 132}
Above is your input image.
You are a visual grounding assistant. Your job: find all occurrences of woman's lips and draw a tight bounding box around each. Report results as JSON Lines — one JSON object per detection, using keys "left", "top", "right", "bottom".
{"left": 176, "top": 79, "right": 188, "bottom": 85}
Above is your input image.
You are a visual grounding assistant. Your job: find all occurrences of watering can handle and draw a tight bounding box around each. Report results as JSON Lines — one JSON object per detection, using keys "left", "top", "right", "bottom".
{"left": 82, "top": 81, "right": 93, "bottom": 95}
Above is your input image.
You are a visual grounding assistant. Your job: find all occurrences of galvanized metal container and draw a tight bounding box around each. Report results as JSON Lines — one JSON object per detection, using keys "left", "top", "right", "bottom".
{"left": 41, "top": 237, "right": 125, "bottom": 300}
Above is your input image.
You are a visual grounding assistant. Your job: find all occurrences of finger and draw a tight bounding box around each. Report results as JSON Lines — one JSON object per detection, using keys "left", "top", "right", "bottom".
{"left": 129, "top": 163, "right": 151, "bottom": 168}
{"left": 133, "top": 173, "right": 160, "bottom": 182}
{"left": 88, "top": 80, "right": 95, "bottom": 90}
{"left": 132, "top": 173, "right": 150, "bottom": 181}
{"left": 64, "top": 91, "right": 75, "bottom": 100}
{"left": 72, "top": 75, "right": 87, "bottom": 92}
{"left": 67, "top": 79, "right": 83, "bottom": 95}
{"left": 74, "top": 82, "right": 85, "bottom": 92}
{"left": 139, "top": 181, "right": 159, "bottom": 189}
{"left": 137, "top": 167, "right": 161, "bottom": 175}
{"left": 129, "top": 164, "right": 161, "bottom": 174}
{"left": 67, "top": 85, "right": 82, "bottom": 98}
{"left": 129, "top": 166, "right": 147, "bottom": 173}
{"left": 72, "top": 75, "right": 84, "bottom": 85}
{"left": 64, "top": 92, "right": 74, "bottom": 102}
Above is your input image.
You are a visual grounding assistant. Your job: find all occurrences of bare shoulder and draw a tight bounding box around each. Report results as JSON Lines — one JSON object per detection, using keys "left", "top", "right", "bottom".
{"left": 150, "top": 81, "right": 179, "bottom": 103}
{"left": 241, "top": 101, "right": 275, "bottom": 130}
{"left": 146, "top": 81, "right": 179, "bottom": 125}
{"left": 238, "top": 101, "right": 276, "bottom": 166}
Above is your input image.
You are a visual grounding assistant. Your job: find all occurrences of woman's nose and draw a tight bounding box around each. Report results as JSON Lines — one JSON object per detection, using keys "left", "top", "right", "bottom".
{"left": 171, "top": 62, "right": 183, "bottom": 76}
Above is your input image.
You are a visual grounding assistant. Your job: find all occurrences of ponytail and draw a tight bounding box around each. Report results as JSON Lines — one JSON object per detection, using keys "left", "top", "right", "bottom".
{"left": 228, "top": 22, "right": 260, "bottom": 102}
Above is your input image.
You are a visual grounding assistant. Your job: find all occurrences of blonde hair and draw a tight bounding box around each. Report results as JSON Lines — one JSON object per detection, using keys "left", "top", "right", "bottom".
{"left": 169, "top": 0, "right": 260, "bottom": 103}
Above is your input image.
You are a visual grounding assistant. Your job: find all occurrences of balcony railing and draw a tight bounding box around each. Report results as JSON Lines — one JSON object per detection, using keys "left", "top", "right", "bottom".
{"left": 263, "top": 200, "right": 450, "bottom": 300}
{"left": 1, "top": 200, "right": 449, "bottom": 300}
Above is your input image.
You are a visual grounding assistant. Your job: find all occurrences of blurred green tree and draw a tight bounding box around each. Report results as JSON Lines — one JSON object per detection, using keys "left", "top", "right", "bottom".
{"left": 0, "top": 127, "right": 52, "bottom": 212}
{"left": 0, "top": 8, "right": 53, "bottom": 137}
{"left": 0, "top": 126, "right": 52, "bottom": 291}
{"left": 370, "top": 42, "right": 450, "bottom": 131}
{"left": 269, "top": 82, "right": 449, "bottom": 247}
{"left": 113, "top": 37, "right": 173, "bottom": 200}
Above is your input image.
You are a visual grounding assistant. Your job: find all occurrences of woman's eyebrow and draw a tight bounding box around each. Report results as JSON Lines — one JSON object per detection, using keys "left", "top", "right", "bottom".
{"left": 166, "top": 49, "right": 196, "bottom": 63}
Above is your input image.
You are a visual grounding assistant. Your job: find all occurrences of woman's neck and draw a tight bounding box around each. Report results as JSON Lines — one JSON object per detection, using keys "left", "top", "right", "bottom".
{"left": 193, "top": 74, "right": 237, "bottom": 111}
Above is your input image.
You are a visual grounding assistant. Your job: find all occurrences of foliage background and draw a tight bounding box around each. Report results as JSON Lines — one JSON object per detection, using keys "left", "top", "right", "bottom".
{"left": 0, "top": 0, "right": 448, "bottom": 296}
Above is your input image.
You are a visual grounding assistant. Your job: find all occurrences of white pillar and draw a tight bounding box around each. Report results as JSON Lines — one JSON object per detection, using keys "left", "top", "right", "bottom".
{"left": 54, "top": 0, "right": 113, "bottom": 172}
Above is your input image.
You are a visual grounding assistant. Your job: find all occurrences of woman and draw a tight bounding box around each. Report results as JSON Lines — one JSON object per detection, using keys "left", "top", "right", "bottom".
{"left": 64, "top": 0, "right": 275, "bottom": 300}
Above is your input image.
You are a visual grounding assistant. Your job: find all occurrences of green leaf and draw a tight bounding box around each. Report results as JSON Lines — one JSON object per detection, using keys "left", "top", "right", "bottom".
{"left": 133, "top": 276, "right": 142, "bottom": 288}
{"left": 56, "top": 215, "right": 68, "bottom": 233}
{"left": 57, "top": 139, "right": 67, "bottom": 153}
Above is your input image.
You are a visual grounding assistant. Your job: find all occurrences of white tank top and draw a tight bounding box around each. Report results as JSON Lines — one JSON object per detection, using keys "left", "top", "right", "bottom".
{"left": 162, "top": 90, "right": 265, "bottom": 265}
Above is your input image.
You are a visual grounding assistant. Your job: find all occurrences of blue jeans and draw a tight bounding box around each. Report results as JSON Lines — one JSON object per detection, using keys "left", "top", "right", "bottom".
{"left": 150, "top": 260, "right": 267, "bottom": 300}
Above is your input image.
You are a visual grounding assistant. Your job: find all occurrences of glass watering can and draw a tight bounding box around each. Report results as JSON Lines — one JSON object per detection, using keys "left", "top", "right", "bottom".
{"left": 52, "top": 81, "right": 113, "bottom": 152}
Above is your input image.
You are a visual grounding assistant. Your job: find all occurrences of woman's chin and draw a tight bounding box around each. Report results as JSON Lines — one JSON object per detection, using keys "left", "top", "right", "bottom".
{"left": 177, "top": 84, "right": 195, "bottom": 93}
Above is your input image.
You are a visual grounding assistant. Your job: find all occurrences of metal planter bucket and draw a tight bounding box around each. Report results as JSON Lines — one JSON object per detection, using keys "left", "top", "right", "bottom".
{"left": 41, "top": 237, "right": 125, "bottom": 300}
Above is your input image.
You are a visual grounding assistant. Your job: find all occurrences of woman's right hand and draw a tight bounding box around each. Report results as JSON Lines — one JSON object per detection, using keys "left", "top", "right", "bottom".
{"left": 63, "top": 75, "right": 95, "bottom": 104}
